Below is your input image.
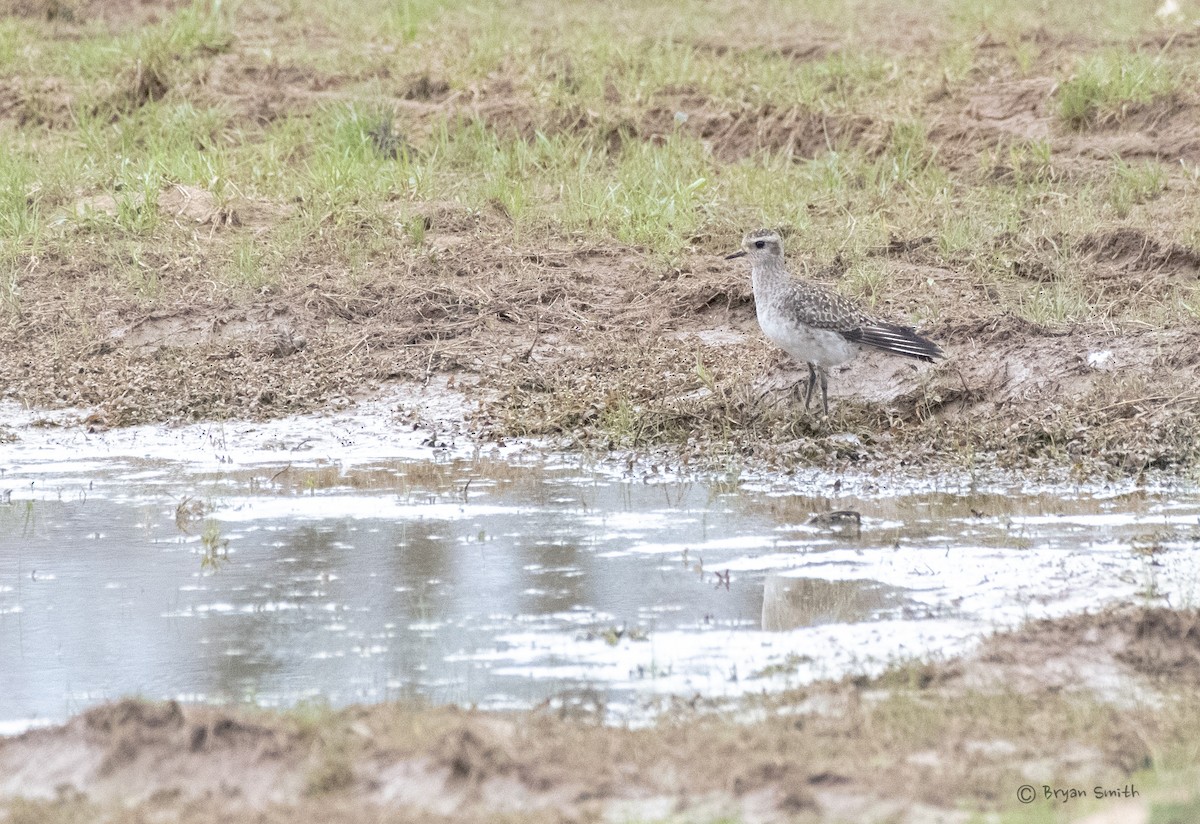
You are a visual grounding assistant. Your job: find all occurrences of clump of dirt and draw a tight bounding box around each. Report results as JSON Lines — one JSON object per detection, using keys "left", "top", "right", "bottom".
{"left": 1119, "top": 609, "right": 1200, "bottom": 681}
{"left": 366, "top": 118, "right": 417, "bottom": 159}
{"left": 640, "top": 100, "right": 880, "bottom": 162}
{"left": 85, "top": 699, "right": 185, "bottom": 735}
{"left": 1077, "top": 227, "right": 1200, "bottom": 279}
{"left": 109, "top": 55, "right": 171, "bottom": 113}
{"left": 434, "top": 723, "right": 518, "bottom": 786}
{"left": 0, "top": 77, "right": 75, "bottom": 128}
{"left": 3, "top": 0, "right": 185, "bottom": 27}
{"left": 962, "top": 76, "right": 1056, "bottom": 141}
{"left": 138, "top": 185, "right": 293, "bottom": 230}
{"left": 1061, "top": 98, "right": 1200, "bottom": 163}
{"left": 158, "top": 184, "right": 236, "bottom": 226}
{"left": 0, "top": 699, "right": 305, "bottom": 808}
{"left": 690, "top": 32, "right": 836, "bottom": 62}
{"left": 403, "top": 73, "right": 452, "bottom": 101}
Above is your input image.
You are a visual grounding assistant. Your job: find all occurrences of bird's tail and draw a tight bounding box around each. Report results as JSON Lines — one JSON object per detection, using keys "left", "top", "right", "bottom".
{"left": 847, "top": 322, "right": 942, "bottom": 362}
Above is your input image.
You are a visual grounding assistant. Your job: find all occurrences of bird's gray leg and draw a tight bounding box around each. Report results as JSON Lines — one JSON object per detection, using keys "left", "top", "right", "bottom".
{"left": 803, "top": 363, "right": 818, "bottom": 410}
{"left": 819, "top": 367, "right": 830, "bottom": 417}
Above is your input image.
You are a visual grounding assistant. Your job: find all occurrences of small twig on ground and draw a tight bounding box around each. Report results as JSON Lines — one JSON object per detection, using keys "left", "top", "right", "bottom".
{"left": 1090, "top": 393, "right": 1200, "bottom": 416}
{"left": 515, "top": 316, "right": 540, "bottom": 365}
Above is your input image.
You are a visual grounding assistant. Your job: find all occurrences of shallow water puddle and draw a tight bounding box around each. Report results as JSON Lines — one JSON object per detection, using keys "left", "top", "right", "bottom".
{"left": 2, "top": 399, "right": 1200, "bottom": 726}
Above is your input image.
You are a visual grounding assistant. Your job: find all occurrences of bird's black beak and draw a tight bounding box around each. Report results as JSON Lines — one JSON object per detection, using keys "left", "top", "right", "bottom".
{"left": 725, "top": 250, "right": 746, "bottom": 260}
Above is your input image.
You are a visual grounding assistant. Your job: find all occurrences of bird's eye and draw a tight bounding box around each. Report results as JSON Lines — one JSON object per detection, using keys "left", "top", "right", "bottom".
{"left": 754, "top": 240, "right": 765, "bottom": 249}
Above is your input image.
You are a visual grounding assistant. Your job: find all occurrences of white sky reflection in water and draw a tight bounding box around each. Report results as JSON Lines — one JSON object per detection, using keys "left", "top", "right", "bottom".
{"left": 2, "top": 398, "right": 1200, "bottom": 727}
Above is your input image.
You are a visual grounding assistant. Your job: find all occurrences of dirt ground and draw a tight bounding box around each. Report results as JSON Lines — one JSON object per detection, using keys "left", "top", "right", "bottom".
{"left": 1, "top": 0, "right": 1199, "bottom": 476}
{"left": 2, "top": 607, "right": 1200, "bottom": 823}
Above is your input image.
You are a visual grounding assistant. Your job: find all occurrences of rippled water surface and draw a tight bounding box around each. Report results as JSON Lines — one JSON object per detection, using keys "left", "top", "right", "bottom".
{"left": 3, "top": 399, "right": 1199, "bottom": 726}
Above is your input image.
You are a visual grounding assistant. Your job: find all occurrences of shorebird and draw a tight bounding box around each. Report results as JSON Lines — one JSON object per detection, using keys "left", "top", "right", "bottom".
{"left": 726, "top": 229, "right": 942, "bottom": 416}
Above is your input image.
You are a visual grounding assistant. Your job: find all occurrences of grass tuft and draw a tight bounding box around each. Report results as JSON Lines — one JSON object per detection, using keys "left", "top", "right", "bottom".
{"left": 1057, "top": 51, "right": 1179, "bottom": 128}
{"left": 90, "top": 1, "right": 234, "bottom": 118}
{"left": 1108, "top": 157, "right": 1168, "bottom": 218}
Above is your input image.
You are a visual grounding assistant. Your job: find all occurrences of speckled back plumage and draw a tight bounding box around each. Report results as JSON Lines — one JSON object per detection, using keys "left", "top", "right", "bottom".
{"left": 767, "top": 276, "right": 871, "bottom": 334}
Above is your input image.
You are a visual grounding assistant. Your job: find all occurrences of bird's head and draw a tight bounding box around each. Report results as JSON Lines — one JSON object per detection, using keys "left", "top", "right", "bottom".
{"left": 725, "top": 229, "right": 784, "bottom": 265}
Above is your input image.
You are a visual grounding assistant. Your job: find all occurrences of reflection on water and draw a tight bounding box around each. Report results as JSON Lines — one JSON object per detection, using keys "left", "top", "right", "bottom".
{"left": 761, "top": 576, "right": 902, "bottom": 631}
{"left": 2, "top": 402, "right": 1200, "bottom": 724}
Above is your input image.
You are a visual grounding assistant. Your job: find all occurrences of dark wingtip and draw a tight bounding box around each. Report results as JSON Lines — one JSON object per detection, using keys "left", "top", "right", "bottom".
{"left": 846, "top": 323, "right": 944, "bottom": 361}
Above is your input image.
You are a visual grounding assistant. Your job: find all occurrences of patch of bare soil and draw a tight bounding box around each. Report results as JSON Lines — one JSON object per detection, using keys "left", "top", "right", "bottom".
{"left": 1064, "top": 98, "right": 1200, "bottom": 163}
{"left": 0, "top": 77, "right": 75, "bottom": 128}
{"left": 3, "top": 608, "right": 1196, "bottom": 823}
{"left": 1077, "top": 227, "right": 1200, "bottom": 280}
{"left": 639, "top": 99, "right": 881, "bottom": 163}
{"left": 0, "top": 700, "right": 309, "bottom": 808}
{"left": 0, "top": 206, "right": 654, "bottom": 428}
{"left": 934, "top": 75, "right": 1200, "bottom": 170}
{"left": 960, "top": 76, "right": 1057, "bottom": 142}
{"left": 918, "top": 318, "right": 1200, "bottom": 470}
{"left": 196, "top": 52, "right": 385, "bottom": 125}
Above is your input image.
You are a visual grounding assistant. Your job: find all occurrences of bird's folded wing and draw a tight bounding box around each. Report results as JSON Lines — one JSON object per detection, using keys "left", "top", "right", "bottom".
{"left": 780, "top": 284, "right": 870, "bottom": 332}
{"left": 780, "top": 282, "right": 943, "bottom": 361}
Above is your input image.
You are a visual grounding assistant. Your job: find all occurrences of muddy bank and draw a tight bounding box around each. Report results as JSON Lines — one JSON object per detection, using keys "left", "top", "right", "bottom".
{"left": 2, "top": 607, "right": 1198, "bottom": 823}
{"left": 4, "top": 225, "right": 1199, "bottom": 478}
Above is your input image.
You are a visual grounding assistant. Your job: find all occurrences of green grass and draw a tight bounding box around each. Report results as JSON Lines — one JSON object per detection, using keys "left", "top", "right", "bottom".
{"left": 1109, "top": 157, "right": 1168, "bottom": 218}
{"left": 225, "top": 234, "right": 273, "bottom": 291}
{"left": 5, "top": 0, "right": 1194, "bottom": 274}
{"left": 1014, "top": 278, "right": 1091, "bottom": 325}
{"left": 950, "top": 0, "right": 1156, "bottom": 41}
{"left": 1058, "top": 51, "right": 1181, "bottom": 128}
